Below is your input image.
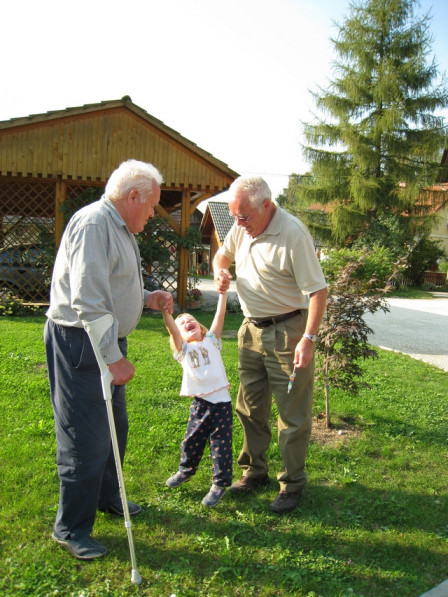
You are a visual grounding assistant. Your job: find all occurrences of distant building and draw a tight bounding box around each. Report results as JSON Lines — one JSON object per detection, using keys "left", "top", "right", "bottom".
{"left": 200, "top": 199, "right": 234, "bottom": 267}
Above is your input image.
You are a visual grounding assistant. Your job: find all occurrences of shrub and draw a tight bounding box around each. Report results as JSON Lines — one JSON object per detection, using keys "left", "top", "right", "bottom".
{"left": 322, "top": 247, "right": 396, "bottom": 291}
{"left": 186, "top": 288, "right": 203, "bottom": 303}
{"left": 405, "top": 236, "right": 446, "bottom": 286}
{"left": 0, "top": 292, "right": 41, "bottom": 317}
{"left": 316, "top": 255, "right": 402, "bottom": 427}
{"left": 438, "top": 261, "right": 448, "bottom": 274}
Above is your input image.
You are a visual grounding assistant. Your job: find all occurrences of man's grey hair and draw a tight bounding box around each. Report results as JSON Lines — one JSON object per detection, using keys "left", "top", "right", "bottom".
{"left": 105, "top": 159, "right": 164, "bottom": 202}
{"left": 229, "top": 175, "right": 272, "bottom": 207}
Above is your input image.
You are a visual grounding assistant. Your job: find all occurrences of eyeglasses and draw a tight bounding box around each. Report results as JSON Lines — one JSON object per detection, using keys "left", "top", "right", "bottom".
{"left": 229, "top": 208, "right": 257, "bottom": 223}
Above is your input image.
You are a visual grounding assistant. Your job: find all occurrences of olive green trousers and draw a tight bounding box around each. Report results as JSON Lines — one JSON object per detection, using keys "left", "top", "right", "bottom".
{"left": 236, "top": 312, "right": 314, "bottom": 492}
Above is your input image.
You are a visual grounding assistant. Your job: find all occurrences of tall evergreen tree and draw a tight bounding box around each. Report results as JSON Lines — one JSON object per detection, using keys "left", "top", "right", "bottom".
{"left": 297, "top": 0, "right": 447, "bottom": 246}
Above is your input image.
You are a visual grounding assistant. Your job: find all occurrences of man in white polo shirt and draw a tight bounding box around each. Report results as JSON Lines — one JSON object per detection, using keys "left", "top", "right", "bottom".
{"left": 213, "top": 175, "right": 327, "bottom": 514}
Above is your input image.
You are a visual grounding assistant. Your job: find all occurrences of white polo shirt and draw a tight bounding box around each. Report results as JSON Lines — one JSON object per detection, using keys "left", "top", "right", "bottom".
{"left": 217, "top": 206, "right": 327, "bottom": 318}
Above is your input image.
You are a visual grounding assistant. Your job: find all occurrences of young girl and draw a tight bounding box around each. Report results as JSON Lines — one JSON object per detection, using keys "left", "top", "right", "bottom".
{"left": 162, "top": 292, "right": 232, "bottom": 507}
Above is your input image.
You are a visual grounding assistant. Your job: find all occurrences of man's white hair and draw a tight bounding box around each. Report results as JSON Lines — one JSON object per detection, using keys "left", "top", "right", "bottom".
{"left": 229, "top": 176, "right": 272, "bottom": 207}
{"left": 105, "top": 159, "right": 163, "bottom": 202}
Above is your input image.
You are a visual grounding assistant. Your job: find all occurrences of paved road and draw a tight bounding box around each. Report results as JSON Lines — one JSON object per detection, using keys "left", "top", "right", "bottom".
{"left": 363, "top": 294, "right": 448, "bottom": 372}
{"left": 198, "top": 280, "right": 448, "bottom": 372}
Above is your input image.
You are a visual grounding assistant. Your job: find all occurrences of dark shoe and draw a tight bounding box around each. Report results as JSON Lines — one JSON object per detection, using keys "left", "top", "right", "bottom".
{"left": 229, "top": 475, "right": 269, "bottom": 495}
{"left": 100, "top": 499, "right": 142, "bottom": 517}
{"left": 51, "top": 533, "right": 107, "bottom": 560}
{"left": 166, "top": 471, "right": 193, "bottom": 488}
{"left": 270, "top": 489, "right": 302, "bottom": 514}
{"left": 202, "top": 484, "right": 226, "bottom": 507}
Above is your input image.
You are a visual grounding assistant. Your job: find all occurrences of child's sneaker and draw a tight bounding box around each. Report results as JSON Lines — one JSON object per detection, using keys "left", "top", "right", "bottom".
{"left": 166, "top": 471, "right": 192, "bottom": 488}
{"left": 202, "top": 484, "right": 226, "bottom": 507}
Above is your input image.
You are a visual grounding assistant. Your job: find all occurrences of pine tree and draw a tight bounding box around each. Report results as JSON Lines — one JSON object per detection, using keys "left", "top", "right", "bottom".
{"left": 298, "top": 0, "right": 447, "bottom": 246}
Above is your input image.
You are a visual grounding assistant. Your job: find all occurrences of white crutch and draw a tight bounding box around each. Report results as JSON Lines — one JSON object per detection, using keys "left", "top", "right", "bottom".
{"left": 83, "top": 314, "right": 142, "bottom": 585}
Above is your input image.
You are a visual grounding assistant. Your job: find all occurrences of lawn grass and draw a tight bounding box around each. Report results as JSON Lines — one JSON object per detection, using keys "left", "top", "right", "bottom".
{"left": 0, "top": 310, "right": 447, "bottom": 597}
{"left": 386, "top": 287, "right": 446, "bottom": 299}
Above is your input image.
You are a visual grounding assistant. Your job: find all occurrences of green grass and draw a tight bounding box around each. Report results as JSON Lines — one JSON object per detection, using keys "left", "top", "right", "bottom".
{"left": 0, "top": 311, "right": 447, "bottom": 596}
{"left": 386, "top": 286, "right": 445, "bottom": 299}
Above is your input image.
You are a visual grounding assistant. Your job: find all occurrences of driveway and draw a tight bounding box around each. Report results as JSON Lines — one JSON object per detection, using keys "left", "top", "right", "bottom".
{"left": 363, "top": 293, "right": 448, "bottom": 372}
{"left": 197, "top": 278, "right": 238, "bottom": 309}
{"left": 198, "top": 280, "right": 448, "bottom": 373}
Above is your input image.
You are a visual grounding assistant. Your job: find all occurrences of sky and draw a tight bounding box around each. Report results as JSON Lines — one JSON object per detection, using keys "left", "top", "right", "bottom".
{"left": 2, "top": 0, "right": 447, "bottom": 200}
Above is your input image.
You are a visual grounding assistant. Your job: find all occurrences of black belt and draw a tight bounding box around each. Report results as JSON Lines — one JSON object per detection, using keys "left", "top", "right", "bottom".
{"left": 248, "top": 309, "right": 303, "bottom": 328}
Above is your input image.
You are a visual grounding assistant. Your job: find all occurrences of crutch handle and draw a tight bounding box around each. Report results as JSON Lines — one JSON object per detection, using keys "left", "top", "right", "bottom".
{"left": 83, "top": 315, "right": 115, "bottom": 398}
{"left": 83, "top": 314, "right": 114, "bottom": 375}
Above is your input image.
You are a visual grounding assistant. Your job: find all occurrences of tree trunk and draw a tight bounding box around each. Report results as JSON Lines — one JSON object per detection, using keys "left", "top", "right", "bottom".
{"left": 324, "top": 362, "right": 330, "bottom": 428}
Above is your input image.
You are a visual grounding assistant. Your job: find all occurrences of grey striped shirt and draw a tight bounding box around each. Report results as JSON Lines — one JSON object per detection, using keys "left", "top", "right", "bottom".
{"left": 46, "top": 196, "right": 150, "bottom": 364}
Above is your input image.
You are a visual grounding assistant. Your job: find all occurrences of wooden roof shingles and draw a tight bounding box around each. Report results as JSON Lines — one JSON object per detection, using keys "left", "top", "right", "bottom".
{"left": 201, "top": 201, "right": 234, "bottom": 244}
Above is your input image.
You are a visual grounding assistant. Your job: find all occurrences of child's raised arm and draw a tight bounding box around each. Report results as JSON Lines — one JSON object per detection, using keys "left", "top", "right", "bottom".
{"left": 162, "top": 304, "right": 183, "bottom": 353}
{"left": 210, "top": 292, "right": 227, "bottom": 340}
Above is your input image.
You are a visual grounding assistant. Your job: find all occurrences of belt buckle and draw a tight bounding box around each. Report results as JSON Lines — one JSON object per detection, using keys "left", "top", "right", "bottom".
{"left": 252, "top": 318, "right": 273, "bottom": 328}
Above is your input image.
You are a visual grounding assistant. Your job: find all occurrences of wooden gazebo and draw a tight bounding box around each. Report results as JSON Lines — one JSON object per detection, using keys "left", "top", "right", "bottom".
{"left": 0, "top": 96, "right": 239, "bottom": 306}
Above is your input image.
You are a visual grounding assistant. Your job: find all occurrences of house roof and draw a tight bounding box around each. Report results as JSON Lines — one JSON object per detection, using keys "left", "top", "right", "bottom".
{"left": 200, "top": 200, "right": 234, "bottom": 244}
{"left": 0, "top": 96, "right": 239, "bottom": 191}
{"left": 417, "top": 182, "right": 448, "bottom": 214}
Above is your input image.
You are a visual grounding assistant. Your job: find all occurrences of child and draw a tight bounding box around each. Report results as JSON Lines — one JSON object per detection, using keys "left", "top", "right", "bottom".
{"left": 162, "top": 292, "right": 232, "bottom": 507}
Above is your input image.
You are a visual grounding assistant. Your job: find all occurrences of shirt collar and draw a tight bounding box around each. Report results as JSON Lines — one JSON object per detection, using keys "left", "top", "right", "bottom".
{"left": 253, "top": 204, "right": 282, "bottom": 240}
{"left": 101, "top": 195, "right": 128, "bottom": 229}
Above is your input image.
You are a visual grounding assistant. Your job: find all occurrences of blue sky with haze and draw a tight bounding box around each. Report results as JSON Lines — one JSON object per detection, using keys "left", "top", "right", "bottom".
{"left": 2, "top": 0, "right": 447, "bottom": 198}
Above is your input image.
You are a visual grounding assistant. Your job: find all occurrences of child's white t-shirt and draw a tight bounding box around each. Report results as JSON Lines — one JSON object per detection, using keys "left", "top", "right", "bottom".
{"left": 174, "top": 331, "right": 231, "bottom": 404}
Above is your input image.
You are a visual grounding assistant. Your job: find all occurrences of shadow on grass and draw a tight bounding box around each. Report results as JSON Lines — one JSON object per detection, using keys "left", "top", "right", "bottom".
{"left": 95, "top": 480, "right": 447, "bottom": 596}
{"left": 365, "top": 413, "right": 448, "bottom": 448}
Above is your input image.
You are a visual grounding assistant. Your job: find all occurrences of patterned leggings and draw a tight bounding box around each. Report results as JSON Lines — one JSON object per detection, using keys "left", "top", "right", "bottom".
{"left": 179, "top": 397, "right": 233, "bottom": 487}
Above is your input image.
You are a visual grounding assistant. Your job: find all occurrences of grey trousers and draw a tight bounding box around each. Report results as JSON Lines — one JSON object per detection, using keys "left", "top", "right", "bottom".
{"left": 44, "top": 319, "right": 128, "bottom": 540}
{"left": 236, "top": 311, "right": 314, "bottom": 492}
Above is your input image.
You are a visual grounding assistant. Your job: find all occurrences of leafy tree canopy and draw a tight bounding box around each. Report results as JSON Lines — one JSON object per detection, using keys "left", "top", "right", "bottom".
{"left": 289, "top": 0, "right": 448, "bottom": 248}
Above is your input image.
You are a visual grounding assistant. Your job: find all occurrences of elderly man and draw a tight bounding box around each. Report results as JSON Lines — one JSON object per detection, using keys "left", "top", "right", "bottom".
{"left": 213, "top": 176, "right": 327, "bottom": 514}
{"left": 45, "top": 159, "right": 173, "bottom": 559}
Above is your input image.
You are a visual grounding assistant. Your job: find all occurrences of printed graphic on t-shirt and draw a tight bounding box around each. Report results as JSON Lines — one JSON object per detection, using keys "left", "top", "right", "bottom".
{"left": 188, "top": 348, "right": 200, "bottom": 367}
{"left": 199, "top": 346, "right": 210, "bottom": 364}
{"left": 188, "top": 346, "right": 210, "bottom": 368}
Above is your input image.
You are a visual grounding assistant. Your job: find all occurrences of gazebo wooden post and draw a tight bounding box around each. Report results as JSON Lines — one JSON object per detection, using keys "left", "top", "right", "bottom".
{"left": 55, "top": 180, "right": 67, "bottom": 247}
{"left": 177, "top": 188, "right": 191, "bottom": 309}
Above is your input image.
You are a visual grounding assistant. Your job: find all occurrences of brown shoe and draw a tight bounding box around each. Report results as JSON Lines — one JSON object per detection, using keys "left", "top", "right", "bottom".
{"left": 229, "top": 475, "right": 269, "bottom": 495}
{"left": 270, "top": 489, "right": 302, "bottom": 514}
